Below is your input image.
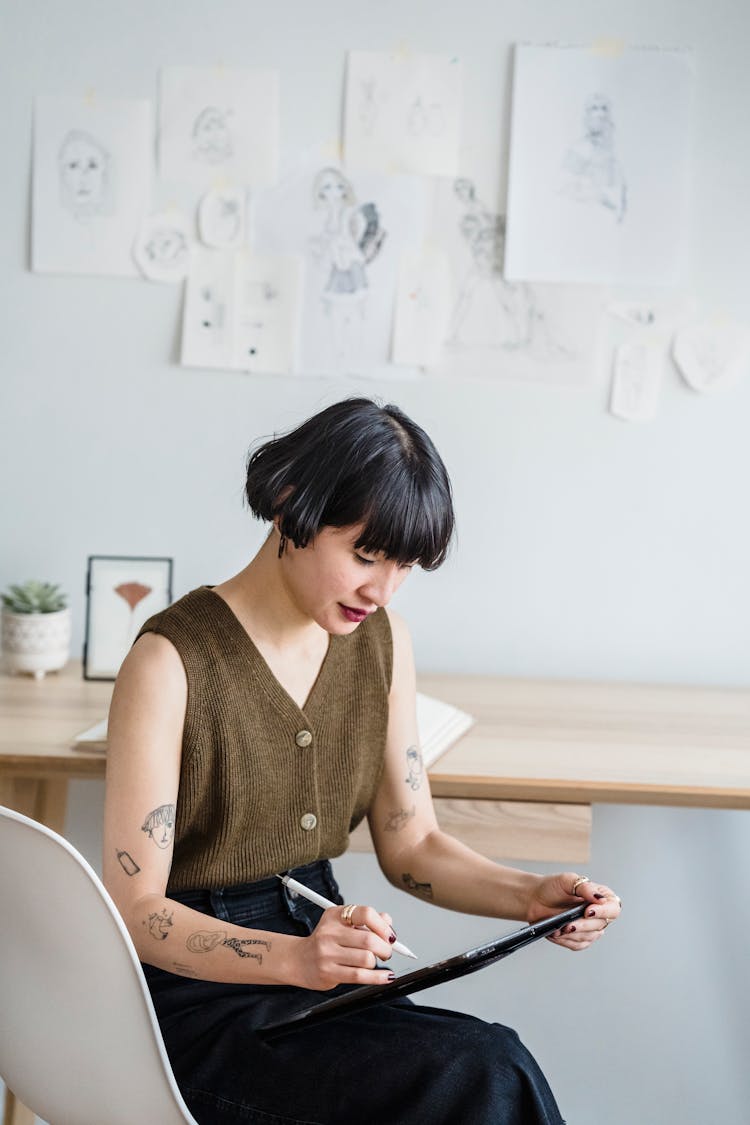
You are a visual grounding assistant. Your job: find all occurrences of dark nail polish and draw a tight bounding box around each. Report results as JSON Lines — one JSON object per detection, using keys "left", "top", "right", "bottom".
{"left": 388, "top": 932, "right": 397, "bottom": 943}
{"left": 387, "top": 972, "right": 396, "bottom": 982}
{"left": 593, "top": 893, "right": 604, "bottom": 899}
{"left": 567, "top": 925, "right": 576, "bottom": 933}
{"left": 587, "top": 909, "right": 596, "bottom": 917}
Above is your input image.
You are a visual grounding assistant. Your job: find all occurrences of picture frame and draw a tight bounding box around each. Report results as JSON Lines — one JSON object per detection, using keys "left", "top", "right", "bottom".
{"left": 83, "top": 555, "right": 173, "bottom": 680}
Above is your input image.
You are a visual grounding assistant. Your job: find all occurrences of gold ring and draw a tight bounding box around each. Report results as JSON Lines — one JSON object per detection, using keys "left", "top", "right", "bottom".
{"left": 341, "top": 903, "right": 358, "bottom": 926}
{"left": 571, "top": 876, "right": 590, "bottom": 896}
{"left": 602, "top": 917, "right": 611, "bottom": 929}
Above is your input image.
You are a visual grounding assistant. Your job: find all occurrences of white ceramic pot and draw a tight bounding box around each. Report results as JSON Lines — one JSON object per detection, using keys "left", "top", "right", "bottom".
{"left": 1, "top": 607, "right": 72, "bottom": 678}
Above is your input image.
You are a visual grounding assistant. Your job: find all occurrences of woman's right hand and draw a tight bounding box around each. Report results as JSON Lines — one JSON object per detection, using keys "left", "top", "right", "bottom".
{"left": 289, "top": 904, "right": 397, "bottom": 991}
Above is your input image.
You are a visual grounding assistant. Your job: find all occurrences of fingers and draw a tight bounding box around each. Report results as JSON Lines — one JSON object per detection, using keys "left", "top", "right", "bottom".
{"left": 546, "top": 880, "right": 621, "bottom": 951}
{"left": 338, "top": 904, "right": 397, "bottom": 957}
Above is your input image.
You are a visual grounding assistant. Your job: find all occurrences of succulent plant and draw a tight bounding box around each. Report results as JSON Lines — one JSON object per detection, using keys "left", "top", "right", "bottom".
{"left": 1, "top": 581, "right": 68, "bottom": 614}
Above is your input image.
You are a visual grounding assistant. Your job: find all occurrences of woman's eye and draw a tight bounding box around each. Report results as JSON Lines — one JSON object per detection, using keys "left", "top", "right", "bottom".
{"left": 355, "top": 554, "right": 376, "bottom": 566}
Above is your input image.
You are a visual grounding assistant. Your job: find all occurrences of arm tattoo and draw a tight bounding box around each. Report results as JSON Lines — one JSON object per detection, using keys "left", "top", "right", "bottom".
{"left": 145, "top": 908, "right": 174, "bottom": 940}
{"left": 384, "top": 805, "right": 415, "bottom": 832}
{"left": 402, "top": 872, "right": 433, "bottom": 899}
{"left": 141, "top": 804, "right": 176, "bottom": 849}
{"left": 116, "top": 849, "right": 141, "bottom": 876}
{"left": 222, "top": 937, "right": 271, "bottom": 963}
{"left": 171, "top": 961, "right": 198, "bottom": 978}
{"left": 186, "top": 929, "right": 227, "bottom": 953}
{"left": 187, "top": 930, "right": 272, "bottom": 965}
{"left": 404, "top": 745, "right": 424, "bottom": 791}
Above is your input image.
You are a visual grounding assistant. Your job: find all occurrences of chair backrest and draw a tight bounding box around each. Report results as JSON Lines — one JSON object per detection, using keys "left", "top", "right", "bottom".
{"left": 0, "top": 805, "right": 198, "bottom": 1125}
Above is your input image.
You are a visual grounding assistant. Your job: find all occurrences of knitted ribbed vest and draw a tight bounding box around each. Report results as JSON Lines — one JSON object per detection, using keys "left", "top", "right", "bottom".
{"left": 136, "top": 587, "right": 392, "bottom": 892}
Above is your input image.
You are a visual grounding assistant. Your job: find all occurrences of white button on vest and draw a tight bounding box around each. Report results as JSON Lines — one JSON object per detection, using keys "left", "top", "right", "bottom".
{"left": 300, "top": 813, "right": 317, "bottom": 831}
{"left": 295, "top": 729, "right": 313, "bottom": 748}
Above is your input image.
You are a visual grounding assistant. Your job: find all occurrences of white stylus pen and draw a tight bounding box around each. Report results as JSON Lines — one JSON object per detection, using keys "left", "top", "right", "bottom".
{"left": 276, "top": 874, "right": 418, "bottom": 959}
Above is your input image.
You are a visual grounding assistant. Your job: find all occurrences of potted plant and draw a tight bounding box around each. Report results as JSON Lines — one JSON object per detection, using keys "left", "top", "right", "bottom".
{"left": 1, "top": 581, "right": 71, "bottom": 678}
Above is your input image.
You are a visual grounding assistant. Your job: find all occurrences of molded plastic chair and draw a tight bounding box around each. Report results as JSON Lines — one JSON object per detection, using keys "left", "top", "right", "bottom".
{"left": 0, "top": 805, "right": 198, "bottom": 1125}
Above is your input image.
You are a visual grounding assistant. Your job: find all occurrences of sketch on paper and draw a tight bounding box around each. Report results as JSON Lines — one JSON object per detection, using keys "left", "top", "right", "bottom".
{"left": 309, "top": 167, "right": 387, "bottom": 371}
{"left": 448, "top": 178, "right": 575, "bottom": 360}
{"left": 505, "top": 45, "right": 694, "bottom": 284}
{"left": 610, "top": 343, "right": 662, "bottom": 422}
{"left": 159, "top": 66, "right": 278, "bottom": 193}
{"left": 560, "top": 93, "right": 627, "bottom": 223}
{"left": 392, "top": 248, "right": 451, "bottom": 367}
{"left": 181, "top": 247, "right": 301, "bottom": 374}
{"left": 33, "top": 96, "right": 152, "bottom": 277}
{"left": 58, "top": 129, "right": 113, "bottom": 219}
{"left": 199, "top": 187, "right": 246, "bottom": 249}
{"left": 672, "top": 320, "right": 750, "bottom": 394}
{"left": 426, "top": 177, "right": 603, "bottom": 385}
{"left": 251, "top": 162, "right": 427, "bottom": 377}
{"left": 344, "top": 51, "right": 461, "bottom": 176}
{"left": 133, "top": 211, "right": 191, "bottom": 283}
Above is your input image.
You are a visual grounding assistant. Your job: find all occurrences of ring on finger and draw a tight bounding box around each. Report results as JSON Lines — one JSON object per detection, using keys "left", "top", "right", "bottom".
{"left": 571, "top": 875, "right": 590, "bottom": 895}
{"left": 341, "top": 903, "right": 358, "bottom": 927}
{"left": 602, "top": 917, "right": 611, "bottom": 929}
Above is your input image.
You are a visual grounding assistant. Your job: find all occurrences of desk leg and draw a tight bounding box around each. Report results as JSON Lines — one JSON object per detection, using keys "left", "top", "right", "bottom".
{"left": 0, "top": 777, "right": 68, "bottom": 834}
{"left": 3, "top": 1087, "right": 36, "bottom": 1125}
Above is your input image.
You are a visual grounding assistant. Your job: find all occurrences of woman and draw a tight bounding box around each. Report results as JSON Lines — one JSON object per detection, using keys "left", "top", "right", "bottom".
{"left": 103, "top": 397, "right": 620, "bottom": 1124}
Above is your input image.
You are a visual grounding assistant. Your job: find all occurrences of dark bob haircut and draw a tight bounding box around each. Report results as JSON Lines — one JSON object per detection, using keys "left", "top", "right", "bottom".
{"left": 245, "top": 398, "right": 454, "bottom": 570}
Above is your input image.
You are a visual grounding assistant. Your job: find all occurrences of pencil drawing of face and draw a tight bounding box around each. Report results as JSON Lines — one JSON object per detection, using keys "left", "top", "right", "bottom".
{"left": 313, "top": 168, "right": 355, "bottom": 209}
{"left": 58, "top": 129, "right": 110, "bottom": 218}
{"left": 192, "top": 106, "right": 233, "bottom": 163}
{"left": 583, "top": 93, "right": 615, "bottom": 147}
{"left": 204, "top": 194, "right": 242, "bottom": 246}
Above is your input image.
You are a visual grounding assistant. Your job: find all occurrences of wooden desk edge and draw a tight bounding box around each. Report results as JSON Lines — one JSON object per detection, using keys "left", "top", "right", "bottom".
{"left": 428, "top": 772, "right": 750, "bottom": 809}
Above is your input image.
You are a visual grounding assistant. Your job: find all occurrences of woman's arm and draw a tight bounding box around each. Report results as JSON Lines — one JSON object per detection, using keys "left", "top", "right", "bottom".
{"left": 103, "top": 633, "right": 395, "bottom": 988}
{"left": 368, "top": 612, "right": 621, "bottom": 948}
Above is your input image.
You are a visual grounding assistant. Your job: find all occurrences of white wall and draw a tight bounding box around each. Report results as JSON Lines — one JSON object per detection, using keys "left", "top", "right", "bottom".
{"left": 2, "top": 2, "right": 749, "bottom": 1123}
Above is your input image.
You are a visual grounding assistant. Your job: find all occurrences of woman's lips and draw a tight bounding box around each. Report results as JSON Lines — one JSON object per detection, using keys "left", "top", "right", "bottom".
{"left": 339, "top": 604, "right": 370, "bottom": 623}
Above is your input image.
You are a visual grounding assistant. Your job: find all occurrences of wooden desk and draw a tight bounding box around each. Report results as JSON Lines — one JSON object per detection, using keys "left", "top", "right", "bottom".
{"left": 1, "top": 664, "right": 748, "bottom": 1125}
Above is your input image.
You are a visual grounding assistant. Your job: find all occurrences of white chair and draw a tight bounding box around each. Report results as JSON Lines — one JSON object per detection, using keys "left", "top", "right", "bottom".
{"left": 0, "top": 805, "right": 198, "bottom": 1125}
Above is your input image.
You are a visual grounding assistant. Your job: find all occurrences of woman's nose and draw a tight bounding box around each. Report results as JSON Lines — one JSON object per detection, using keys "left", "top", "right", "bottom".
{"left": 360, "top": 566, "right": 402, "bottom": 607}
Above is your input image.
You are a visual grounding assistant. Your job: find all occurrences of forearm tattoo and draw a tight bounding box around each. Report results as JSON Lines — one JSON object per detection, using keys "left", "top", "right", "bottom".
{"left": 141, "top": 804, "right": 176, "bottom": 849}
{"left": 116, "top": 849, "right": 141, "bottom": 876}
{"left": 145, "top": 908, "right": 174, "bottom": 940}
{"left": 186, "top": 929, "right": 272, "bottom": 966}
{"left": 404, "top": 745, "right": 424, "bottom": 791}
{"left": 384, "top": 805, "right": 415, "bottom": 832}
{"left": 402, "top": 872, "right": 433, "bottom": 899}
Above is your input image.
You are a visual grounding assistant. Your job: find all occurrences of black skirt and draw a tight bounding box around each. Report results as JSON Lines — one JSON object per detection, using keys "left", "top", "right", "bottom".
{"left": 143, "top": 860, "right": 564, "bottom": 1125}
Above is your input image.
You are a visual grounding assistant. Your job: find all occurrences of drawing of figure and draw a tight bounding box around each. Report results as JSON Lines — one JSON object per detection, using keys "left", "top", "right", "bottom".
{"left": 310, "top": 167, "right": 387, "bottom": 370}
{"left": 560, "top": 93, "right": 627, "bottom": 222}
{"left": 144, "top": 226, "right": 188, "bottom": 270}
{"left": 408, "top": 97, "right": 446, "bottom": 137}
{"left": 200, "top": 189, "right": 244, "bottom": 248}
{"left": 58, "top": 129, "right": 111, "bottom": 219}
{"left": 192, "top": 106, "right": 233, "bottom": 164}
{"left": 448, "top": 178, "right": 574, "bottom": 360}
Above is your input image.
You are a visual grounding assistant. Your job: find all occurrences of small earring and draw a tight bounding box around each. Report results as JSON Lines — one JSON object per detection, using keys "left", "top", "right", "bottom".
{"left": 277, "top": 534, "right": 287, "bottom": 559}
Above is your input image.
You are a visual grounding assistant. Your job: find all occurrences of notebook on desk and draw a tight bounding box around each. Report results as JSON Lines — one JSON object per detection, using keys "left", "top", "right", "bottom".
{"left": 73, "top": 692, "right": 474, "bottom": 761}
{"left": 258, "top": 904, "right": 587, "bottom": 1041}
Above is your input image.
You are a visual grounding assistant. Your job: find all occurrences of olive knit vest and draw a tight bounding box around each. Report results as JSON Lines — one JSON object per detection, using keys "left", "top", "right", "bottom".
{"left": 136, "top": 587, "right": 392, "bottom": 892}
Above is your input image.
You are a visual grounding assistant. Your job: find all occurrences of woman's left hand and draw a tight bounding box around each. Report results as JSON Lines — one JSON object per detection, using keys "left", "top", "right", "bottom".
{"left": 527, "top": 872, "right": 622, "bottom": 951}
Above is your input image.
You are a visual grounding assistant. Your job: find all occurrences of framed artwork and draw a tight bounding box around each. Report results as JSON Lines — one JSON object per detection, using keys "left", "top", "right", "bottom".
{"left": 83, "top": 555, "right": 173, "bottom": 680}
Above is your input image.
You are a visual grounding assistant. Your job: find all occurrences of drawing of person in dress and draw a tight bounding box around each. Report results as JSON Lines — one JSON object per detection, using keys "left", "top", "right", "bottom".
{"left": 560, "top": 93, "right": 627, "bottom": 222}
{"left": 310, "top": 167, "right": 386, "bottom": 370}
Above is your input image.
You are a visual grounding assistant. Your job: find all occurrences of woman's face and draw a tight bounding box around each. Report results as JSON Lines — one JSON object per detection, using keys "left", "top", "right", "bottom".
{"left": 279, "top": 523, "right": 413, "bottom": 634}
{"left": 317, "top": 172, "right": 349, "bottom": 204}
{"left": 60, "top": 137, "right": 106, "bottom": 207}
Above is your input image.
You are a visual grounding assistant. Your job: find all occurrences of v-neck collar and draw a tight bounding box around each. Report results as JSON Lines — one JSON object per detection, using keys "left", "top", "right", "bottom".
{"left": 198, "top": 586, "right": 343, "bottom": 720}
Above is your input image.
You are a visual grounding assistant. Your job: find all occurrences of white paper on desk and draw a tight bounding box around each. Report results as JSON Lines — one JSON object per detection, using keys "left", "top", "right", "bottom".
{"left": 74, "top": 718, "right": 108, "bottom": 747}
{"left": 32, "top": 95, "right": 152, "bottom": 277}
{"left": 181, "top": 246, "right": 302, "bottom": 374}
{"left": 159, "top": 66, "right": 278, "bottom": 193}
{"left": 505, "top": 45, "right": 694, "bottom": 284}
{"left": 426, "top": 176, "right": 605, "bottom": 385}
{"left": 344, "top": 50, "right": 462, "bottom": 176}
{"left": 252, "top": 162, "right": 427, "bottom": 377}
{"left": 416, "top": 692, "right": 474, "bottom": 769}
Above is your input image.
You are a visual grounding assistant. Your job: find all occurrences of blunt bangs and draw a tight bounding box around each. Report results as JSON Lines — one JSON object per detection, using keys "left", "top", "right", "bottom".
{"left": 245, "top": 398, "right": 455, "bottom": 570}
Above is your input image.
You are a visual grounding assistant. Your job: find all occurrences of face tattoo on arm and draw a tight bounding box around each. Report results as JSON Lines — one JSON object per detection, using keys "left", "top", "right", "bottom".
{"left": 404, "top": 745, "right": 424, "bottom": 791}
{"left": 141, "top": 804, "right": 176, "bottom": 849}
